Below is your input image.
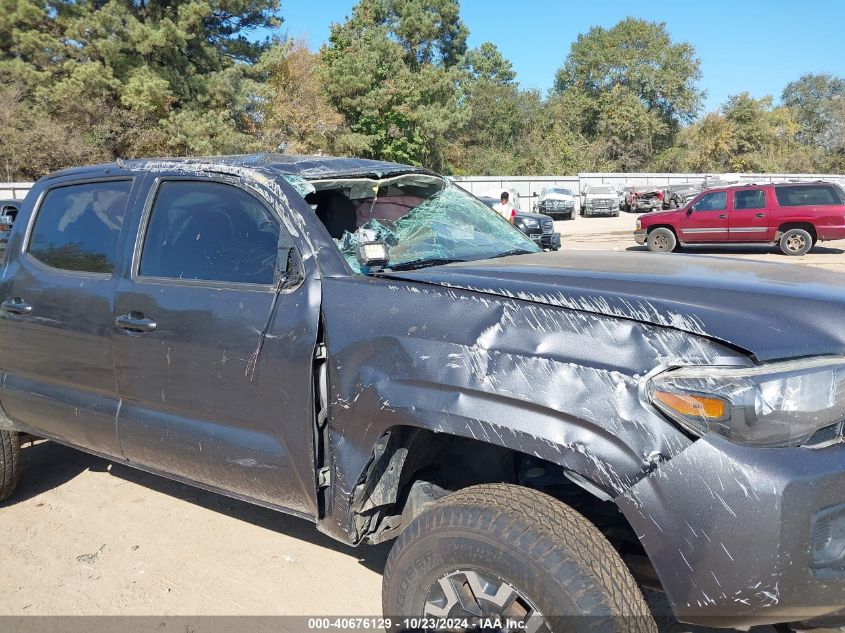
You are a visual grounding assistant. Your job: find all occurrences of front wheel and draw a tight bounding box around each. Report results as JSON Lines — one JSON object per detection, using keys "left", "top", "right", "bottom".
{"left": 779, "top": 228, "right": 813, "bottom": 256}
{"left": 0, "top": 430, "right": 21, "bottom": 502}
{"left": 382, "top": 484, "right": 656, "bottom": 633}
{"left": 646, "top": 227, "right": 677, "bottom": 253}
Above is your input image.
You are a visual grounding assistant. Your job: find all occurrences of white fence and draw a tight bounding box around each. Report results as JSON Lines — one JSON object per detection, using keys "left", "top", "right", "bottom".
{"left": 451, "top": 172, "right": 845, "bottom": 212}
{"left": 4, "top": 171, "right": 844, "bottom": 209}
{"left": 0, "top": 182, "right": 33, "bottom": 200}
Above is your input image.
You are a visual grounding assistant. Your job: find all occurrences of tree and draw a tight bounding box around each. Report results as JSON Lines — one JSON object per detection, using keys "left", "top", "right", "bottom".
{"left": 463, "top": 42, "right": 516, "bottom": 85}
{"left": 782, "top": 73, "right": 845, "bottom": 149}
{"left": 651, "top": 93, "right": 812, "bottom": 173}
{"left": 259, "top": 38, "right": 345, "bottom": 154}
{"left": 549, "top": 18, "right": 703, "bottom": 169}
{"left": 554, "top": 18, "right": 703, "bottom": 128}
{"left": 320, "top": 0, "right": 468, "bottom": 170}
{"left": 0, "top": 0, "right": 281, "bottom": 178}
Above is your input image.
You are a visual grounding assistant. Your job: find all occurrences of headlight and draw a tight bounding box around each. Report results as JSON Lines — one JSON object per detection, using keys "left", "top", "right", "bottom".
{"left": 636, "top": 219, "right": 642, "bottom": 230}
{"left": 647, "top": 357, "right": 845, "bottom": 447}
{"left": 522, "top": 218, "right": 540, "bottom": 228}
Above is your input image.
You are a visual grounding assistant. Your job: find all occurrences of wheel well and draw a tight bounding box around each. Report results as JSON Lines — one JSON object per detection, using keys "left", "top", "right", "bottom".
{"left": 646, "top": 224, "right": 677, "bottom": 237}
{"left": 778, "top": 222, "right": 817, "bottom": 241}
{"left": 349, "top": 426, "right": 658, "bottom": 588}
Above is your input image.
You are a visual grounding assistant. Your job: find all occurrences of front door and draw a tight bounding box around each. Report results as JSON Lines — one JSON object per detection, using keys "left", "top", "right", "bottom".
{"left": 113, "top": 176, "right": 320, "bottom": 516}
{"left": 729, "top": 187, "right": 772, "bottom": 242}
{"left": 677, "top": 190, "right": 729, "bottom": 243}
{"left": 0, "top": 176, "right": 138, "bottom": 456}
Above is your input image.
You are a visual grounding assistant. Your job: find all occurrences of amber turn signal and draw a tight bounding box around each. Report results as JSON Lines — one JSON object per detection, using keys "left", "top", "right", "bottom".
{"left": 653, "top": 391, "right": 727, "bottom": 419}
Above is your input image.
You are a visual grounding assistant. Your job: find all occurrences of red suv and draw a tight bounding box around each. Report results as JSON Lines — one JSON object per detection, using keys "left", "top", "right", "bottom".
{"left": 634, "top": 182, "right": 845, "bottom": 255}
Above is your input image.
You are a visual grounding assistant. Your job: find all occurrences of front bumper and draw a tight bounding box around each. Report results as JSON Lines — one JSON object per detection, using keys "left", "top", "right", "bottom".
{"left": 634, "top": 229, "right": 647, "bottom": 245}
{"left": 617, "top": 435, "right": 845, "bottom": 629}
{"left": 539, "top": 205, "right": 574, "bottom": 219}
{"left": 583, "top": 206, "right": 615, "bottom": 216}
{"left": 528, "top": 232, "right": 562, "bottom": 250}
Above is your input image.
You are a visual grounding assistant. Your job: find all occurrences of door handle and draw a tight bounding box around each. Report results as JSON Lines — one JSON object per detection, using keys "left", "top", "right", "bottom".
{"left": 1, "top": 298, "right": 32, "bottom": 315}
{"left": 756, "top": 213, "right": 766, "bottom": 218}
{"left": 719, "top": 214, "right": 727, "bottom": 219}
{"left": 115, "top": 311, "right": 157, "bottom": 333}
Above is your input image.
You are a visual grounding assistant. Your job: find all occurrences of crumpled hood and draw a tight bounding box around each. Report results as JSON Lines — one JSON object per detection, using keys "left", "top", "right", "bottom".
{"left": 387, "top": 251, "right": 845, "bottom": 362}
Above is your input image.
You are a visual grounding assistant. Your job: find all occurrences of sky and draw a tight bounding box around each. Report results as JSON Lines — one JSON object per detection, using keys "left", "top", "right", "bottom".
{"left": 256, "top": 0, "right": 845, "bottom": 115}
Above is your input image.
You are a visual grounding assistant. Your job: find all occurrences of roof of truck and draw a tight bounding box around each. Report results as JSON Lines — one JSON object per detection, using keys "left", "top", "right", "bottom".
{"left": 42, "top": 153, "right": 433, "bottom": 182}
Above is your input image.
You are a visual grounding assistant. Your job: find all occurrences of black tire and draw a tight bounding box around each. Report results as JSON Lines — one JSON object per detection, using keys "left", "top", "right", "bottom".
{"left": 383, "top": 484, "right": 656, "bottom": 633}
{"left": 779, "top": 228, "right": 813, "bottom": 256}
{"left": 646, "top": 227, "right": 677, "bottom": 253}
{"left": 0, "top": 430, "right": 21, "bottom": 502}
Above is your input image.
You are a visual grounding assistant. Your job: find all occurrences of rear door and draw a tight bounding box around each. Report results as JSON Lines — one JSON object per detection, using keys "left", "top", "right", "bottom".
{"left": 729, "top": 187, "right": 771, "bottom": 242}
{"left": 676, "top": 190, "right": 729, "bottom": 243}
{"left": 0, "top": 175, "right": 139, "bottom": 456}
{"left": 113, "top": 174, "right": 320, "bottom": 516}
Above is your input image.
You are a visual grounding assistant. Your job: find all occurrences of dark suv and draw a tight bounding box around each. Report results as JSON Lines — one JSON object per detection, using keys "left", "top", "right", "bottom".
{"left": 1, "top": 155, "right": 845, "bottom": 632}
{"left": 635, "top": 181, "right": 845, "bottom": 255}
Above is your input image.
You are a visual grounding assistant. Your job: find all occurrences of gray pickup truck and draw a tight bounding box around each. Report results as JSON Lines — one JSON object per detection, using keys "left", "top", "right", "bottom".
{"left": 1, "top": 154, "right": 845, "bottom": 632}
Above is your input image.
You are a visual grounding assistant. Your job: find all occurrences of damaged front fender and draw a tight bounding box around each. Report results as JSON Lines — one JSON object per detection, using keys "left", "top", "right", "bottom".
{"left": 315, "top": 275, "right": 747, "bottom": 544}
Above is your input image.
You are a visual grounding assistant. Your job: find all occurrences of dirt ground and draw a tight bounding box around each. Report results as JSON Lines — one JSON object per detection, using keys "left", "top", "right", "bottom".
{"left": 2, "top": 213, "right": 842, "bottom": 631}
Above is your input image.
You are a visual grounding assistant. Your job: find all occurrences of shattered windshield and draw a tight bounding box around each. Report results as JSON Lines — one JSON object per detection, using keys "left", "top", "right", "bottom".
{"left": 308, "top": 175, "right": 541, "bottom": 274}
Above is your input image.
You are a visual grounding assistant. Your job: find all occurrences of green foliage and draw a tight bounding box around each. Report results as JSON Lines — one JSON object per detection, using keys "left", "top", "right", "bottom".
{"left": 554, "top": 18, "right": 703, "bottom": 128}
{"left": 782, "top": 73, "right": 845, "bottom": 150}
{"left": 463, "top": 42, "right": 515, "bottom": 85}
{"left": 545, "top": 18, "right": 703, "bottom": 171}
{"left": 651, "top": 93, "right": 815, "bottom": 173}
{"left": 0, "top": 1, "right": 842, "bottom": 180}
{"left": 320, "top": 0, "right": 467, "bottom": 170}
{"left": 0, "top": 0, "right": 279, "bottom": 179}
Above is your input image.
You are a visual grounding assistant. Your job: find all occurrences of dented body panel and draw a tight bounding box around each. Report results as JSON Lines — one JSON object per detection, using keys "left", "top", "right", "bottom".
{"left": 2, "top": 154, "right": 845, "bottom": 628}
{"left": 315, "top": 273, "right": 745, "bottom": 542}
{"left": 618, "top": 435, "right": 845, "bottom": 627}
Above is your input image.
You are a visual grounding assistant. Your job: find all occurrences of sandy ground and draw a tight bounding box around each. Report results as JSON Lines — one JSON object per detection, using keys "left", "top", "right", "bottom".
{"left": 2, "top": 214, "right": 843, "bottom": 631}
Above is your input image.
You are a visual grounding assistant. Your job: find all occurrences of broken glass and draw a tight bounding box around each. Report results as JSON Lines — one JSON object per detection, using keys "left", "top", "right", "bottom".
{"left": 283, "top": 175, "right": 316, "bottom": 198}
{"left": 335, "top": 183, "right": 541, "bottom": 274}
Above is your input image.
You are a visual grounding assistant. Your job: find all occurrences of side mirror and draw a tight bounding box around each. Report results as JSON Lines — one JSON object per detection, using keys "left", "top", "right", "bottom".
{"left": 277, "top": 245, "right": 305, "bottom": 289}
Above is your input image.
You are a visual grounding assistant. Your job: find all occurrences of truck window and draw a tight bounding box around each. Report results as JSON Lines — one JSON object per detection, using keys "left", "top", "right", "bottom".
{"left": 775, "top": 185, "right": 841, "bottom": 206}
{"left": 139, "top": 181, "right": 281, "bottom": 285}
{"left": 28, "top": 180, "right": 131, "bottom": 274}
{"left": 733, "top": 189, "right": 766, "bottom": 210}
{"left": 692, "top": 191, "right": 727, "bottom": 211}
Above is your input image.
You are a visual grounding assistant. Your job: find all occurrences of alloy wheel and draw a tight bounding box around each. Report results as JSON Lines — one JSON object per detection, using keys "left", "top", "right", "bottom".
{"left": 786, "top": 234, "right": 807, "bottom": 253}
{"left": 424, "top": 570, "right": 548, "bottom": 633}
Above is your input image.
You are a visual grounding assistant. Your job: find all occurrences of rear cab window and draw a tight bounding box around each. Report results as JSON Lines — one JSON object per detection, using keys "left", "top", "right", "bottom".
{"left": 139, "top": 180, "right": 282, "bottom": 285}
{"left": 27, "top": 180, "right": 132, "bottom": 274}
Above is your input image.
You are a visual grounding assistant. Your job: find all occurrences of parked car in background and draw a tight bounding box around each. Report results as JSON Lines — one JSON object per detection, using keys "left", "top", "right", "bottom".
{"left": 535, "top": 186, "right": 576, "bottom": 220}
{"left": 478, "top": 192, "right": 561, "bottom": 250}
{"left": 4, "top": 155, "right": 845, "bottom": 632}
{"left": 626, "top": 188, "right": 664, "bottom": 213}
{"left": 662, "top": 183, "right": 701, "bottom": 209}
{"left": 634, "top": 181, "right": 845, "bottom": 255}
{"left": 580, "top": 184, "right": 620, "bottom": 217}
{"left": 0, "top": 199, "right": 21, "bottom": 253}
